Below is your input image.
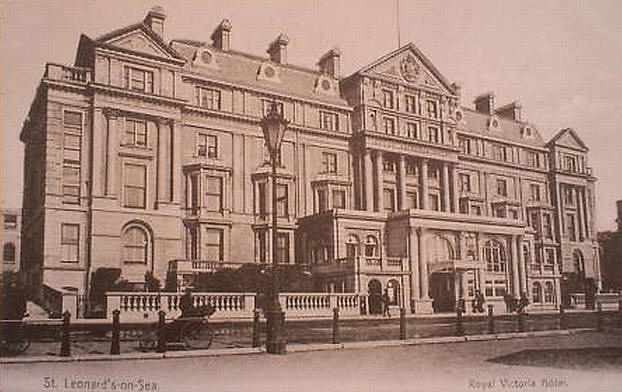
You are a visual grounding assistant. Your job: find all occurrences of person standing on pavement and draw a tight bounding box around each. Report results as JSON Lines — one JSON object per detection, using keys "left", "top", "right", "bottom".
{"left": 382, "top": 289, "right": 392, "bottom": 317}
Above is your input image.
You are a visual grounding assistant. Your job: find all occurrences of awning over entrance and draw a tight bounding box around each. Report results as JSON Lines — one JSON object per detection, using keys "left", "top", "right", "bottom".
{"left": 428, "top": 259, "right": 484, "bottom": 273}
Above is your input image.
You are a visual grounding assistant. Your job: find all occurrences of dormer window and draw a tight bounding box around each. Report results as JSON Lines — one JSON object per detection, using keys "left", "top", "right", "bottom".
{"left": 124, "top": 66, "right": 153, "bottom": 93}
{"left": 196, "top": 87, "right": 221, "bottom": 110}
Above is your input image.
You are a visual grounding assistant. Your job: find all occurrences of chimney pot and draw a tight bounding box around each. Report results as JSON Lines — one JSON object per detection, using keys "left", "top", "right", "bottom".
{"left": 474, "top": 92, "right": 495, "bottom": 115}
{"left": 267, "top": 33, "right": 289, "bottom": 64}
{"left": 144, "top": 6, "right": 166, "bottom": 37}
{"left": 495, "top": 101, "right": 522, "bottom": 122}
{"left": 318, "top": 47, "right": 341, "bottom": 78}
{"left": 211, "top": 19, "right": 232, "bottom": 51}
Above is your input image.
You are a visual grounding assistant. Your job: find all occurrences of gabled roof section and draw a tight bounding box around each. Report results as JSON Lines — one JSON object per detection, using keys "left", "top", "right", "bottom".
{"left": 460, "top": 108, "right": 546, "bottom": 148}
{"left": 354, "top": 43, "right": 457, "bottom": 95}
{"left": 94, "top": 22, "right": 184, "bottom": 63}
{"left": 547, "top": 128, "right": 589, "bottom": 151}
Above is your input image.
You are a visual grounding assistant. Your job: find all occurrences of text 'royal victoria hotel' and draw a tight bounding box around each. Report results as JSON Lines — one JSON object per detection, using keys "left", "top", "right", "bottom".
{"left": 20, "top": 7, "right": 600, "bottom": 314}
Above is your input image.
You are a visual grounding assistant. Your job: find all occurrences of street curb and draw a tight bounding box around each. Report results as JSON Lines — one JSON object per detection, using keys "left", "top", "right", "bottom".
{"left": 0, "top": 328, "right": 598, "bottom": 364}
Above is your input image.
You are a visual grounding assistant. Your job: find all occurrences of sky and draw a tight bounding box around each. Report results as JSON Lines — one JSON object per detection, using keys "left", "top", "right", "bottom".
{"left": 2, "top": 0, "right": 621, "bottom": 231}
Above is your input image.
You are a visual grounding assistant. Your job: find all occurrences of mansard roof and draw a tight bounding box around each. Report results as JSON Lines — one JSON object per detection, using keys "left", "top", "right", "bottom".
{"left": 170, "top": 40, "right": 349, "bottom": 108}
{"left": 546, "top": 128, "right": 589, "bottom": 152}
{"left": 460, "top": 108, "right": 547, "bottom": 148}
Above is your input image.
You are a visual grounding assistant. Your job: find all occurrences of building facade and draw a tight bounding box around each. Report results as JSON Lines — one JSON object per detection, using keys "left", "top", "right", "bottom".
{"left": 2, "top": 209, "right": 21, "bottom": 273}
{"left": 598, "top": 200, "right": 622, "bottom": 291}
{"left": 20, "top": 7, "right": 600, "bottom": 313}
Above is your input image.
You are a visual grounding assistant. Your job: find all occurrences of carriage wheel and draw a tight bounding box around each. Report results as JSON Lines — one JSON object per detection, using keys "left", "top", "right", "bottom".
{"left": 182, "top": 321, "right": 213, "bottom": 350}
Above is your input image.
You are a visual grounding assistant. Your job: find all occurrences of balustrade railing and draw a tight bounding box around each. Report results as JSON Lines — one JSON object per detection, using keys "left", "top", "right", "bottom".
{"left": 386, "top": 257, "right": 403, "bottom": 268}
{"left": 44, "top": 63, "right": 92, "bottom": 83}
{"left": 365, "top": 257, "right": 381, "bottom": 266}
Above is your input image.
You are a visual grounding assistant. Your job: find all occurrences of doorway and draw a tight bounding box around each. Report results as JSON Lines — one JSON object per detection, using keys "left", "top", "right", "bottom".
{"left": 430, "top": 272, "right": 455, "bottom": 312}
{"left": 368, "top": 279, "right": 382, "bottom": 315}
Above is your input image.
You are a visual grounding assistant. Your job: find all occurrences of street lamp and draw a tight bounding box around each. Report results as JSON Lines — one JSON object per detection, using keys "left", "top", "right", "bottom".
{"left": 261, "top": 102, "right": 290, "bottom": 354}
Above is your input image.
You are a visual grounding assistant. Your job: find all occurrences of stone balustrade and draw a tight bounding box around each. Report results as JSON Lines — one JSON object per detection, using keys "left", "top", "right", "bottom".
{"left": 45, "top": 63, "right": 92, "bottom": 83}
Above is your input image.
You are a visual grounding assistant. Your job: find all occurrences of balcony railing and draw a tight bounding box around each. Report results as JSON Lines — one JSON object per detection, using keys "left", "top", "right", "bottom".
{"left": 169, "top": 259, "right": 248, "bottom": 273}
{"left": 44, "top": 63, "right": 92, "bottom": 84}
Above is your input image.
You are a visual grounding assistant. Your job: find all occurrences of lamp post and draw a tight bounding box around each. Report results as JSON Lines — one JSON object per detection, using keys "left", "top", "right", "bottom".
{"left": 261, "top": 102, "right": 289, "bottom": 354}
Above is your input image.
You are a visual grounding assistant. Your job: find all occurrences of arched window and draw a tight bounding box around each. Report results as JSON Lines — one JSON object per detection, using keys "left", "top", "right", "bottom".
{"left": 122, "top": 225, "right": 149, "bottom": 264}
{"left": 3, "top": 242, "right": 15, "bottom": 262}
{"left": 387, "top": 279, "right": 400, "bottom": 306}
{"left": 532, "top": 282, "right": 542, "bottom": 304}
{"left": 365, "top": 235, "right": 378, "bottom": 257}
{"left": 346, "top": 234, "right": 359, "bottom": 259}
{"left": 484, "top": 240, "right": 506, "bottom": 273}
{"left": 573, "top": 250, "right": 585, "bottom": 279}
{"left": 544, "top": 282, "right": 554, "bottom": 303}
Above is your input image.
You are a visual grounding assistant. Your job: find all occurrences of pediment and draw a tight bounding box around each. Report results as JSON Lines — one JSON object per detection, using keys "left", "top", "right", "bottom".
{"left": 96, "top": 23, "right": 181, "bottom": 61}
{"left": 548, "top": 128, "right": 588, "bottom": 151}
{"left": 359, "top": 43, "right": 456, "bottom": 94}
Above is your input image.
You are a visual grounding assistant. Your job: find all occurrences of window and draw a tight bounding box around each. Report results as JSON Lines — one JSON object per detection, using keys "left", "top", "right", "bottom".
{"left": 563, "top": 187, "right": 574, "bottom": 206}
{"left": 526, "top": 151, "right": 539, "bottom": 167}
{"left": 276, "top": 184, "right": 288, "bottom": 217}
{"left": 383, "top": 89, "right": 394, "bottom": 109}
{"left": 122, "top": 226, "right": 148, "bottom": 264}
{"left": 545, "top": 248, "right": 555, "bottom": 265}
{"left": 383, "top": 189, "right": 395, "bottom": 212}
{"left": 493, "top": 204, "right": 506, "bottom": 218}
{"left": 322, "top": 152, "right": 337, "bottom": 173}
{"left": 332, "top": 190, "right": 346, "bottom": 209}
{"left": 530, "top": 184, "right": 541, "bottom": 202}
{"left": 544, "top": 282, "right": 554, "bottom": 303}
{"left": 63, "top": 111, "right": 83, "bottom": 204}
{"left": 472, "top": 205, "right": 482, "bottom": 216}
{"left": 405, "top": 161, "right": 417, "bottom": 175}
{"left": 543, "top": 214, "right": 553, "bottom": 239}
{"left": 496, "top": 178, "right": 508, "bottom": 197}
{"left": 258, "top": 182, "right": 267, "bottom": 219}
{"left": 428, "top": 167, "right": 439, "bottom": 181}
{"left": 532, "top": 282, "right": 542, "bottom": 304}
{"left": 123, "top": 119, "right": 147, "bottom": 147}
{"left": 509, "top": 208, "right": 519, "bottom": 220}
{"left": 428, "top": 126, "right": 439, "bottom": 143}
{"left": 387, "top": 280, "right": 400, "bottom": 306}
{"left": 205, "top": 228, "right": 223, "bottom": 261}
{"left": 124, "top": 164, "right": 146, "bottom": 209}
{"left": 383, "top": 117, "right": 396, "bottom": 134}
{"left": 523, "top": 245, "right": 531, "bottom": 265}
{"left": 197, "top": 133, "right": 218, "bottom": 158}
{"left": 529, "top": 211, "right": 539, "bottom": 231}
{"left": 407, "top": 192, "right": 418, "bottom": 209}
{"left": 320, "top": 111, "right": 339, "bottom": 131}
{"left": 3, "top": 243, "right": 16, "bottom": 263}
{"left": 566, "top": 213, "right": 576, "bottom": 241}
{"left": 563, "top": 155, "right": 577, "bottom": 172}
{"left": 492, "top": 144, "right": 507, "bottom": 161}
{"left": 196, "top": 87, "right": 221, "bottom": 110}
{"left": 406, "top": 122, "right": 419, "bottom": 139}
{"left": 346, "top": 235, "right": 359, "bottom": 258}
{"left": 3, "top": 215, "right": 17, "bottom": 229}
{"left": 205, "top": 176, "right": 223, "bottom": 212}
{"left": 429, "top": 194, "right": 440, "bottom": 211}
{"left": 458, "top": 137, "right": 471, "bottom": 154}
{"left": 426, "top": 100, "right": 438, "bottom": 118}
{"left": 484, "top": 240, "right": 506, "bottom": 273}
{"left": 364, "top": 236, "right": 378, "bottom": 257}
{"left": 189, "top": 228, "right": 198, "bottom": 260}
{"left": 405, "top": 95, "right": 417, "bottom": 113}
{"left": 124, "top": 66, "right": 154, "bottom": 93}
{"left": 459, "top": 174, "right": 471, "bottom": 192}
{"left": 383, "top": 159, "right": 395, "bottom": 172}
{"left": 317, "top": 189, "right": 327, "bottom": 212}
{"left": 573, "top": 250, "right": 585, "bottom": 279}
{"left": 275, "top": 233, "right": 289, "bottom": 263}
{"left": 61, "top": 224, "right": 79, "bottom": 263}
{"left": 262, "top": 100, "right": 284, "bottom": 117}
{"left": 256, "top": 230, "right": 267, "bottom": 263}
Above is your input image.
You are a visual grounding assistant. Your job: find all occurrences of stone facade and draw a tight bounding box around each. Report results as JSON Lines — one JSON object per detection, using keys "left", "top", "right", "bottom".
{"left": 20, "top": 7, "right": 600, "bottom": 313}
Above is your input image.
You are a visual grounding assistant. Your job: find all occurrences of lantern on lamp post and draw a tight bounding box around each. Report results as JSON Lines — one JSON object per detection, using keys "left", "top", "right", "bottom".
{"left": 260, "top": 102, "right": 289, "bottom": 354}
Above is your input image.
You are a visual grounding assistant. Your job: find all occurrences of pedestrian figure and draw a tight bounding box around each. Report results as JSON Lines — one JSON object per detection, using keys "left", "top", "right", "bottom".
{"left": 382, "top": 289, "right": 391, "bottom": 317}
{"left": 179, "top": 288, "right": 194, "bottom": 318}
{"left": 503, "top": 293, "right": 515, "bottom": 313}
{"left": 517, "top": 291, "right": 529, "bottom": 314}
{"left": 472, "top": 290, "right": 485, "bottom": 313}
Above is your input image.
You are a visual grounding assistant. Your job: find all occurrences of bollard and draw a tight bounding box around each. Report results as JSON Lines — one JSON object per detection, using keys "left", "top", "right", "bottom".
{"left": 110, "top": 309, "right": 120, "bottom": 355}
{"left": 252, "top": 310, "right": 261, "bottom": 348}
{"left": 487, "top": 305, "right": 495, "bottom": 334}
{"left": 618, "top": 299, "right": 622, "bottom": 329}
{"left": 559, "top": 306, "right": 567, "bottom": 330}
{"left": 596, "top": 302, "right": 603, "bottom": 331}
{"left": 399, "top": 308, "right": 406, "bottom": 340}
{"left": 156, "top": 310, "right": 166, "bottom": 353}
{"left": 518, "top": 310, "right": 526, "bottom": 332}
{"left": 456, "top": 307, "right": 464, "bottom": 336}
{"left": 332, "top": 308, "right": 340, "bottom": 344}
{"left": 60, "top": 311, "right": 71, "bottom": 357}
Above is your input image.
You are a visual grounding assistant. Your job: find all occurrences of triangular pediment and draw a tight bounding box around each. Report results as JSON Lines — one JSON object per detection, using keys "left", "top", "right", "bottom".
{"left": 548, "top": 128, "right": 588, "bottom": 151}
{"left": 96, "top": 23, "right": 182, "bottom": 61}
{"left": 358, "top": 43, "right": 456, "bottom": 94}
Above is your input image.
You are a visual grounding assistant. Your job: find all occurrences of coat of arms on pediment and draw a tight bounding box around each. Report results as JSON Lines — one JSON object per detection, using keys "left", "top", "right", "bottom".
{"left": 400, "top": 55, "right": 420, "bottom": 83}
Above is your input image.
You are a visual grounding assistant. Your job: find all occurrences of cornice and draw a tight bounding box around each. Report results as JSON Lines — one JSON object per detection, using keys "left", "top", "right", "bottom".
{"left": 90, "top": 83, "right": 187, "bottom": 107}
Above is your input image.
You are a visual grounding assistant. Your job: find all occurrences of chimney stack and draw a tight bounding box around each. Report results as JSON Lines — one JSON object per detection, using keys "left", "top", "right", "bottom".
{"left": 211, "top": 19, "right": 232, "bottom": 51}
{"left": 318, "top": 48, "right": 341, "bottom": 78}
{"left": 267, "top": 33, "right": 289, "bottom": 64}
{"left": 474, "top": 92, "right": 495, "bottom": 115}
{"left": 144, "top": 6, "right": 166, "bottom": 37}
{"left": 495, "top": 101, "right": 522, "bottom": 122}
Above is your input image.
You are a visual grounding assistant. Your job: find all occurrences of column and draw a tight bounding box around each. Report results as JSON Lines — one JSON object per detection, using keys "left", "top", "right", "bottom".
{"left": 451, "top": 164, "right": 459, "bottom": 213}
{"left": 105, "top": 111, "right": 118, "bottom": 196}
{"left": 583, "top": 187, "right": 593, "bottom": 238}
{"left": 420, "top": 159, "right": 429, "bottom": 210}
{"left": 91, "top": 108, "right": 105, "bottom": 196}
{"left": 397, "top": 154, "right": 406, "bottom": 210}
{"left": 442, "top": 162, "right": 450, "bottom": 212}
{"left": 517, "top": 235, "right": 526, "bottom": 295}
{"left": 374, "top": 150, "right": 384, "bottom": 212}
{"left": 417, "top": 228, "right": 429, "bottom": 299}
{"left": 171, "top": 120, "right": 182, "bottom": 203}
{"left": 409, "top": 228, "right": 420, "bottom": 300}
{"left": 156, "top": 119, "right": 169, "bottom": 204}
{"left": 364, "top": 150, "right": 374, "bottom": 212}
{"left": 510, "top": 235, "right": 520, "bottom": 297}
{"left": 577, "top": 187, "right": 586, "bottom": 240}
